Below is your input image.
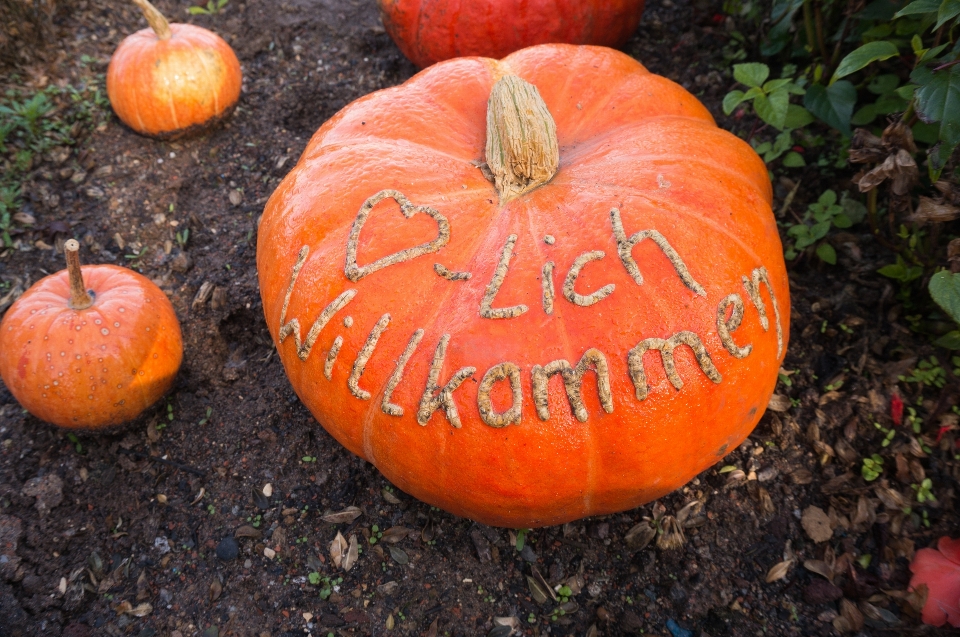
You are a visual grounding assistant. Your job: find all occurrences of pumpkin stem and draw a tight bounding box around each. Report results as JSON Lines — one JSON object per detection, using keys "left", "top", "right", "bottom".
{"left": 64, "top": 239, "right": 94, "bottom": 310}
{"left": 131, "top": 0, "right": 172, "bottom": 40}
{"left": 485, "top": 75, "right": 559, "bottom": 204}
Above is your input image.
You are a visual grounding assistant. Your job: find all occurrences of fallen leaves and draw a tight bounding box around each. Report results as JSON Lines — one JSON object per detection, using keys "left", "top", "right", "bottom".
{"left": 801, "top": 506, "right": 834, "bottom": 543}
{"left": 321, "top": 506, "right": 362, "bottom": 524}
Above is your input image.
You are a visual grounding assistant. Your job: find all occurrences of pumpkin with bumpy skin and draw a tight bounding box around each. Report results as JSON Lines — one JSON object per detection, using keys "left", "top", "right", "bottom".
{"left": 0, "top": 240, "right": 183, "bottom": 429}
{"left": 257, "top": 44, "right": 789, "bottom": 528}
{"left": 107, "top": 0, "right": 241, "bottom": 139}
{"left": 378, "top": 0, "right": 645, "bottom": 68}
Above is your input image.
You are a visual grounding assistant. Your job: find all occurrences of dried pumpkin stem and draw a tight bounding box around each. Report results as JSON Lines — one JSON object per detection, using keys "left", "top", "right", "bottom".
{"left": 485, "top": 75, "right": 559, "bottom": 204}
{"left": 131, "top": 0, "right": 172, "bottom": 40}
{"left": 64, "top": 239, "right": 94, "bottom": 310}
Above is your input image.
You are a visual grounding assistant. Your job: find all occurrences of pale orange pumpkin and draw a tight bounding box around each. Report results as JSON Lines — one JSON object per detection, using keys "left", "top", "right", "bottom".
{"left": 257, "top": 45, "right": 789, "bottom": 527}
{"left": 107, "top": 0, "right": 242, "bottom": 139}
{"left": 0, "top": 240, "right": 183, "bottom": 429}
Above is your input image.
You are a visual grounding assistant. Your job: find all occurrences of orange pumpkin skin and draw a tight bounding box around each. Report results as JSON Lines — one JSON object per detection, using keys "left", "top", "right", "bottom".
{"left": 0, "top": 266, "right": 183, "bottom": 429}
{"left": 257, "top": 45, "right": 789, "bottom": 528}
{"left": 378, "top": 0, "right": 646, "bottom": 68}
{"left": 106, "top": 24, "right": 241, "bottom": 139}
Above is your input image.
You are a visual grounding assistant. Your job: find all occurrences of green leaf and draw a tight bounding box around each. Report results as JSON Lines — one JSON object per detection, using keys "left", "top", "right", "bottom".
{"left": 754, "top": 90, "right": 790, "bottom": 129}
{"left": 832, "top": 213, "right": 853, "bottom": 228}
{"left": 832, "top": 41, "right": 900, "bottom": 82}
{"left": 810, "top": 220, "right": 831, "bottom": 241}
{"left": 935, "top": 330, "right": 960, "bottom": 349}
{"left": 878, "top": 263, "right": 906, "bottom": 279}
{"left": 937, "top": 0, "right": 960, "bottom": 28}
{"left": 723, "top": 90, "right": 746, "bottom": 115}
{"left": 896, "top": 84, "right": 918, "bottom": 100}
{"left": 920, "top": 43, "right": 949, "bottom": 62}
{"left": 868, "top": 74, "right": 900, "bottom": 95}
{"left": 841, "top": 194, "right": 867, "bottom": 224}
{"left": 783, "top": 104, "right": 814, "bottom": 129}
{"left": 818, "top": 190, "right": 838, "bottom": 206}
{"left": 930, "top": 270, "right": 960, "bottom": 324}
{"left": 852, "top": 104, "right": 879, "bottom": 125}
{"left": 763, "top": 78, "right": 793, "bottom": 93}
{"left": 734, "top": 63, "right": 770, "bottom": 88}
{"left": 782, "top": 151, "right": 806, "bottom": 167}
{"left": 893, "top": 0, "right": 941, "bottom": 17}
{"left": 875, "top": 92, "right": 910, "bottom": 114}
{"left": 816, "top": 243, "right": 837, "bottom": 264}
{"left": 913, "top": 64, "right": 960, "bottom": 153}
{"left": 804, "top": 81, "right": 857, "bottom": 136}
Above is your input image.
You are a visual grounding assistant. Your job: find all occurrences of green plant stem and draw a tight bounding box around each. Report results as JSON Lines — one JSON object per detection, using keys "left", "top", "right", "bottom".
{"left": 803, "top": 0, "right": 817, "bottom": 56}
{"left": 814, "top": 1, "right": 830, "bottom": 68}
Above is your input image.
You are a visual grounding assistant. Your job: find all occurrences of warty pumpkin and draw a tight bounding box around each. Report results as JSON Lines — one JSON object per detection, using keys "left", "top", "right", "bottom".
{"left": 107, "top": 0, "right": 242, "bottom": 139}
{"left": 378, "top": 0, "right": 646, "bottom": 68}
{"left": 257, "top": 44, "right": 790, "bottom": 528}
{"left": 0, "top": 240, "right": 183, "bottom": 429}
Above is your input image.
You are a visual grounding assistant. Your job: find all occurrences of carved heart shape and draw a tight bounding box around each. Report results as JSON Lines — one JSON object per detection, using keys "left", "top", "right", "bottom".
{"left": 344, "top": 189, "right": 451, "bottom": 282}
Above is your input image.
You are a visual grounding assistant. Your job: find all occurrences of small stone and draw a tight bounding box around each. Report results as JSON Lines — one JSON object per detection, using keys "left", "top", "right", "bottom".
{"left": 519, "top": 544, "right": 538, "bottom": 562}
{"left": 229, "top": 190, "right": 242, "bottom": 206}
{"left": 262, "top": 483, "right": 273, "bottom": 497}
{"left": 22, "top": 473, "right": 64, "bottom": 517}
{"left": 215, "top": 537, "right": 239, "bottom": 561}
{"left": 0, "top": 515, "right": 24, "bottom": 581}
{"left": 263, "top": 547, "right": 276, "bottom": 559}
{"left": 170, "top": 252, "right": 193, "bottom": 273}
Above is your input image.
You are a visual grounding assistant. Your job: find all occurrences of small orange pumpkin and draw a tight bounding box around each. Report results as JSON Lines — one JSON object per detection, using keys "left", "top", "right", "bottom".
{"left": 257, "top": 45, "right": 789, "bottom": 527}
{"left": 378, "top": 0, "right": 646, "bottom": 68}
{"left": 0, "top": 240, "right": 183, "bottom": 429}
{"left": 107, "top": 0, "right": 242, "bottom": 139}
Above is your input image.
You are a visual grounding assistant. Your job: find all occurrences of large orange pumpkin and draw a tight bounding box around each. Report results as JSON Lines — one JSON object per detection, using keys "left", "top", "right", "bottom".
{"left": 0, "top": 240, "right": 183, "bottom": 429}
{"left": 107, "top": 0, "right": 242, "bottom": 139}
{"left": 378, "top": 0, "right": 646, "bottom": 68}
{"left": 257, "top": 45, "right": 789, "bottom": 527}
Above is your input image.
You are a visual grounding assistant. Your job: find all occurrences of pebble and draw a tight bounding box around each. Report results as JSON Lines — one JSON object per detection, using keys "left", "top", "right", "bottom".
{"left": 262, "top": 483, "right": 273, "bottom": 497}
{"left": 215, "top": 537, "right": 239, "bottom": 562}
{"left": 263, "top": 547, "right": 276, "bottom": 559}
{"left": 519, "top": 544, "right": 538, "bottom": 563}
{"left": 159, "top": 588, "right": 173, "bottom": 604}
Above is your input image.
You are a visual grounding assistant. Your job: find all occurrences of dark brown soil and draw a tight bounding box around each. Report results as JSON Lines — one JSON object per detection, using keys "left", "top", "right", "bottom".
{"left": 1, "top": 1, "right": 958, "bottom": 637}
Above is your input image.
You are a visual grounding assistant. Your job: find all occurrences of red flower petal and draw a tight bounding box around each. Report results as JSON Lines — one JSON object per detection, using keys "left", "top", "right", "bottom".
{"left": 891, "top": 394, "right": 903, "bottom": 426}
{"left": 910, "top": 540, "right": 960, "bottom": 627}
{"left": 939, "top": 537, "right": 960, "bottom": 566}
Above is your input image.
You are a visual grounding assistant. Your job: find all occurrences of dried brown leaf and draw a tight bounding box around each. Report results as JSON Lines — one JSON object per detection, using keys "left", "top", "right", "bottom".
{"left": 803, "top": 559, "right": 834, "bottom": 583}
{"left": 765, "top": 559, "right": 794, "bottom": 583}
{"left": 908, "top": 196, "right": 960, "bottom": 225}
{"left": 848, "top": 129, "right": 886, "bottom": 164}
{"left": 343, "top": 534, "right": 358, "bottom": 571}
{"left": 422, "top": 516, "right": 438, "bottom": 542}
{"left": 875, "top": 485, "right": 906, "bottom": 510}
{"left": 801, "top": 506, "right": 833, "bottom": 543}
{"left": 209, "top": 579, "right": 222, "bottom": 603}
{"left": 789, "top": 468, "right": 813, "bottom": 485}
{"left": 757, "top": 487, "right": 775, "bottom": 515}
{"left": 624, "top": 521, "right": 657, "bottom": 550}
{"left": 526, "top": 575, "right": 549, "bottom": 604}
{"left": 882, "top": 121, "right": 917, "bottom": 154}
{"left": 839, "top": 598, "right": 864, "bottom": 632}
{"left": 321, "top": 506, "right": 362, "bottom": 524}
{"left": 656, "top": 516, "right": 685, "bottom": 550}
{"left": 380, "top": 526, "right": 413, "bottom": 544}
{"left": 381, "top": 488, "right": 401, "bottom": 504}
{"left": 329, "top": 531, "right": 346, "bottom": 568}
{"left": 767, "top": 394, "right": 792, "bottom": 412}
{"left": 676, "top": 500, "right": 704, "bottom": 527}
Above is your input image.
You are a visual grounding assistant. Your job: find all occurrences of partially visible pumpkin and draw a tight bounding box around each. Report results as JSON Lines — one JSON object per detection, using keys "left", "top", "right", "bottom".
{"left": 257, "top": 45, "right": 789, "bottom": 527}
{"left": 107, "top": 0, "right": 242, "bottom": 139}
{"left": 0, "top": 240, "right": 183, "bottom": 429}
{"left": 377, "top": 0, "right": 646, "bottom": 68}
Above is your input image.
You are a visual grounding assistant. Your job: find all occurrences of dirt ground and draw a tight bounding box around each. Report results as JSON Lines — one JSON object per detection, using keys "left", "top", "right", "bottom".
{"left": 1, "top": 1, "right": 959, "bottom": 636}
